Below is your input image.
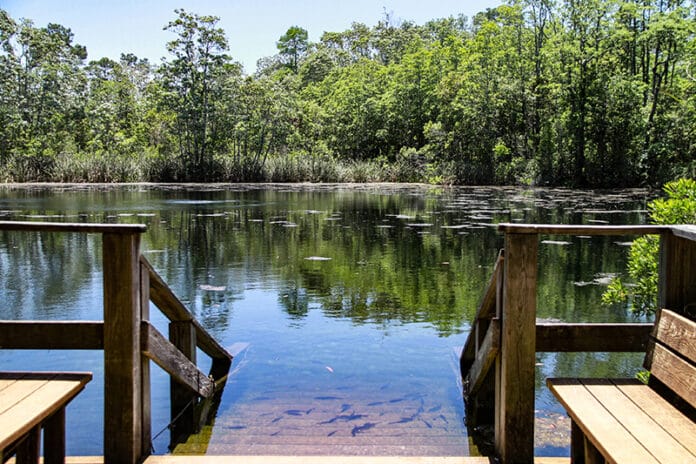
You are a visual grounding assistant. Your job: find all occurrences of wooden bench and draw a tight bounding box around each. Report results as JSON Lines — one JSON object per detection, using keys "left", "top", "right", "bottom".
{"left": 547, "top": 309, "right": 696, "bottom": 464}
{"left": 0, "top": 372, "right": 92, "bottom": 464}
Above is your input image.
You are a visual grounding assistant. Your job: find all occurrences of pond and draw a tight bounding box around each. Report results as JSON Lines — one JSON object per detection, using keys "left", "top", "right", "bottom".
{"left": 0, "top": 183, "right": 653, "bottom": 457}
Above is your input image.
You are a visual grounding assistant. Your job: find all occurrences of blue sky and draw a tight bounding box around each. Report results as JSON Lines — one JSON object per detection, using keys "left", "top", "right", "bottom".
{"left": 2, "top": 0, "right": 501, "bottom": 73}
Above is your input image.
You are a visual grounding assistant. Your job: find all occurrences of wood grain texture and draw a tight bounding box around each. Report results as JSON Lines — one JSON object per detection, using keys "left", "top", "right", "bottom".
{"left": 141, "top": 322, "right": 214, "bottom": 399}
{"left": 463, "top": 319, "right": 500, "bottom": 399}
{"left": 498, "top": 223, "right": 667, "bottom": 236}
{"left": 535, "top": 322, "right": 652, "bottom": 352}
{"left": 102, "top": 232, "right": 143, "bottom": 464}
{"left": 0, "top": 221, "right": 146, "bottom": 234}
{"left": 0, "top": 321, "right": 103, "bottom": 350}
{"left": 0, "top": 372, "right": 90, "bottom": 452}
{"left": 169, "top": 320, "right": 197, "bottom": 445}
{"left": 649, "top": 343, "right": 696, "bottom": 410}
{"left": 460, "top": 252, "right": 503, "bottom": 374}
{"left": 582, "top": 379, "right": 694, "bottom": 464}
{"left": 654, "top": 309, "right": 696, "bottom": 362}
{"left": 497, "top": 233, "right": 537, "bottom": 464}
{"left": 659, "top": 234, "right": 696, "bottom": 313}
{"left": 546, "top": 378, "right": 660, "bottom": 464}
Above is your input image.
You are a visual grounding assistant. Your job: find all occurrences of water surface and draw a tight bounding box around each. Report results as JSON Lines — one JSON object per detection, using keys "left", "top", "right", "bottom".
{"left": 0, "top": 184, "right": 652, "bottom": 456}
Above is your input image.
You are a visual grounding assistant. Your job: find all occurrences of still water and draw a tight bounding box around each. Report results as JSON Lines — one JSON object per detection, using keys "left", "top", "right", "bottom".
{"left": 0, "top": 184, "right": 652, "bottom": 456}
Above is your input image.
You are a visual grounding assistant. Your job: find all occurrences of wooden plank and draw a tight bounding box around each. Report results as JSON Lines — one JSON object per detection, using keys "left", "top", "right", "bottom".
{"left": 613, "top": 379, "right": 696, "bottom": 452}
{"left": 0, "top": 374, "right": 91, "bottom": 450}
{"left": 649, "top": 343, "right": 696, "bottom": 409}
{"left": 0, "top": 321, "right": 103, "bottom": 350}
{"left": 496, "top": 233, "right": 537, "bottom": 464}
{"left": 546, "top": 378, "right": 660, "bottom": 464}
{"left": 0, "top": 221, "right": 146, "bottom": 234}
{"left": 141, "top": 322, "right": 214, "bottom": 398}
{"left": 671, "top": 225, "right": 696, "bottom": 243}
{"left": 144, "top": 456, "right": 493, "bottom": 464}
{"left": 43, "top": 408, "right": 65, "bottom": 464}
{"left": 139, "top": 261, "right": 152, "bottom": 460}
{"left": 498, "top": 223, "right": 667, "bottom": 236}
{"left": 103, "top": 232, "right": 143, "bottom": 464}
{"left": 15, "top": 426, "right": 40, "bottom": 464}
{"left": 460, "top": 252, "right": 503, "bottom": 373}
{"left": 654, "top": 309, "right": 696, "bottom": 362}
{"left": 191, "top": 319, "right": 233, "bottom": 363}
{"left": 463, "top": 319, "right": 500, "bottom": 399}
{"left": 536, "top": 323, "right": 652, "bottom": 352}
{"left": 169, "top": 320, "right": 197, "bottom": 445}
{"left": 659, "top": 234, "right": 696, "bottom": 315}
{"left": 582, "top": 378, "right": 695, "bottom": 464}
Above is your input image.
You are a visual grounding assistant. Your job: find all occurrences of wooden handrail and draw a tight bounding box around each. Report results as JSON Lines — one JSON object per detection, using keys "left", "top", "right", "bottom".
{"left": 141, "top": 322, "right": 215, "bottom": 398}
{"left": 460, "top": 251, "right": 503, "bottom": 374}
{"left": 498, "top": 223, "right": 668, "bottom": 235}
{"left": 0, "top": 221, "right": 147, "bottom": 234}
{"left": 0, "top": 321, "right": 104, "bottom": 349}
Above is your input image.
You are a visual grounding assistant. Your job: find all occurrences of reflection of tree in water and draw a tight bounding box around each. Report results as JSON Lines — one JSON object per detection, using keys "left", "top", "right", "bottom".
{"left": 0, "top": 185, "right": 652, "bottom": 337}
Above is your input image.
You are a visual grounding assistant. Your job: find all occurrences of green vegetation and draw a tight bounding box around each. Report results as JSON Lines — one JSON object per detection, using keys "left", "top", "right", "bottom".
{"left": 1, "top": 2, "right": 695, "bottom": 185}
{"left": 603, "top": 178, "right": 696, "bottom": 314}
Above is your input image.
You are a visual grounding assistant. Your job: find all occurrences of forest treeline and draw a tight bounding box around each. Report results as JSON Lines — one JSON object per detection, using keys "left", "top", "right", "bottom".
{"left": 0, "top": 1, "right": 694, "bottom": 186}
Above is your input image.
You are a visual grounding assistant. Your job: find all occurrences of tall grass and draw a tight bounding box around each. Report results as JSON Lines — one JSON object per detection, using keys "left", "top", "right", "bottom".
{"left": 0, "top": 151, "right": 434, "bottom": 184}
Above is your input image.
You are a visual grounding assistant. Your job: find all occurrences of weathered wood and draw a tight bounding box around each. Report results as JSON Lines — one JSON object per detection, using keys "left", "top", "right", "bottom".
{"left": 103, "top": 232, "right": 143, "bottom": 464}
{"left": 497, "top": 233, "right": 537, "bottom": 464}
{"left": 0, "top": 372, "right": 91, "bottom": 464}
{"left": 649, "top": 343, "right": 696, "bottom": 410}
{"left": 461, "top": 252, "right": 503, "bottom": 374}
{"left": 535, "top": 322, "right": 652, "bottom": 352}
{"left": 15, "top": 426, "right": 39, "bottom": 464}
{"left": 671, "top": 225, "right": 696, "bottom": 243}
{"left": 140, "top": 322, "right": 214, "bottom": 399}
{"left": 659, "top": 233, "right": 696, "bottom": 315}
{"left": 139, "top": 261, "right": 152, "bottom": 460}
{"left": 169, "top": 320, "right": 197, "bottom": 445}
{"left": 463, "top": 319, "right": 500, "bottom": 399}
{"left": 613, "top": 378, "right": 696, "bottom": 451}
{"left": 498, "top": 223, "right": 667, "bottom": 236}
{"left": 43, "top": 408, "right": 65, "bottom": 464}
{"left": 0, "top": 221, "right": 146, "bottom": 234}
{"left": 0, "top": 321, "right": 104, "bottom": 350}
{"left": 547, "top": 378, "right": 660, "bottom": 464}
{"left": 583, "top": 379, "right": 694, "bottom": 464}
{"left": 653, "top": 309, "right": 696, "bottom": 362}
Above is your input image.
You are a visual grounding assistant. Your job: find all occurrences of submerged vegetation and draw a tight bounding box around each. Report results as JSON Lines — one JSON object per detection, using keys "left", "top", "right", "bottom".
{"left": 1, "top": 1, "right": 695, "bottom": 185}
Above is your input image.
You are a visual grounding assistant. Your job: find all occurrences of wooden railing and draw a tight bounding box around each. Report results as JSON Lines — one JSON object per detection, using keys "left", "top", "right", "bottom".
{"left": 0, "top": 221, "right": 232, "bottom": 464}
{"left": 460, "top": 223, "right": 696, "bottom": 464}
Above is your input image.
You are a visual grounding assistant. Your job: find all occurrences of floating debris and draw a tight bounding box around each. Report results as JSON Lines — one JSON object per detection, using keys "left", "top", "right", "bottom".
{"left": 199, "top": 284, "right": 226, "bottom": 292}
{"left": 615, "top": 241, "right": 634, "bottom": 247}
{"left": 305, "top": 256, "right": 332, "bottom": 261}
{"left": 325, "top": 366, "right": 334, "bottom": 373}
{"left": 406, "top": 223, "right": 433, "bottom": 228}
{"left": 541, "top": 240, "right": 572, "bottom": 246}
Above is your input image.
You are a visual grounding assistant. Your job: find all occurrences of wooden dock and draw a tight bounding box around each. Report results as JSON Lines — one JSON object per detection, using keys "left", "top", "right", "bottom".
{"left": 2, "top": 221, "right": 696, "bottom": 463}
{"left": 8, "top": 456, "right": 571, "bottom": 464}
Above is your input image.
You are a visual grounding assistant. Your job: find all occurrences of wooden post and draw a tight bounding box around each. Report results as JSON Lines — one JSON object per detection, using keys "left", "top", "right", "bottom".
{"left": 140, "top": 261, "right": 152, "bottom": 458}
{"left": 169, "top": 320, "right": 197, "bottom": 446}
{"left": 496, "top": 232, "right": 537, "bottom": 464}
{"left": 103, "top": 232, "right": 143, "bottom": 464}
{"left": 659, "top": 230, "right": 696, "bottom": 317}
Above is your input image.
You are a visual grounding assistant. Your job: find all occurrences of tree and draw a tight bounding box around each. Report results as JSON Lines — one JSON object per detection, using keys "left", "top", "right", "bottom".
{"left": 158, "top": 9, "right": 231, "bottom": 179}
{"left": 277, "top": 26, "right": 309, "bottom": 73}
